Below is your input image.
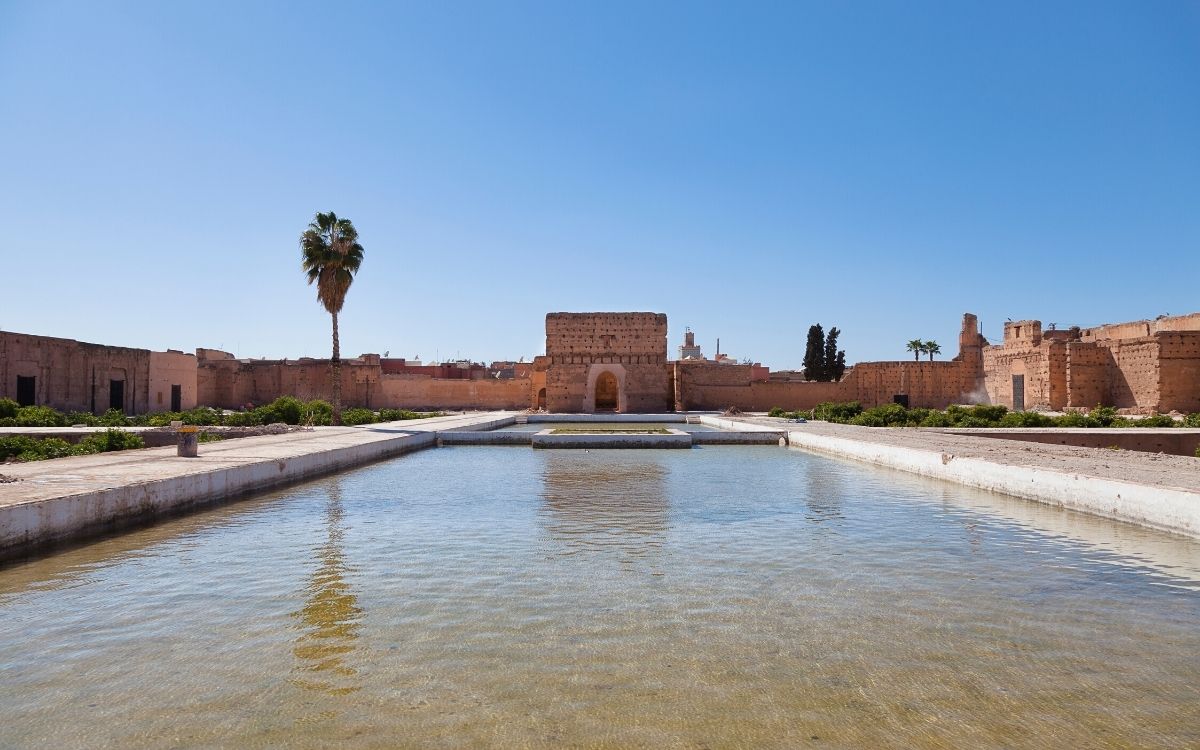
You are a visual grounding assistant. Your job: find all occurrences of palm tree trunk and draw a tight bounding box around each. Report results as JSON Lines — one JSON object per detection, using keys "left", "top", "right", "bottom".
{"left": 331, "top": 311, "right": 342, "bottom": 426}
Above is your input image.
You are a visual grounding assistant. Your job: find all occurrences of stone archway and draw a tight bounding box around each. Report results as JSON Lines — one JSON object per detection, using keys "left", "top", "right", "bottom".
{"left": 594, "top": 372, "right": 619, "bottom": 411}
{"left": 583, "top": 364, "right": 627, "bottom": 413}
{"left": 536, "top": 388, "right": 547, "bottom": 410}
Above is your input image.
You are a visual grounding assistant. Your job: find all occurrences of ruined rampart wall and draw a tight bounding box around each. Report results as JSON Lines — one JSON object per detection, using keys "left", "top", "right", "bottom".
{"left": 148, "top": 351, "right": 198, "bottom": 412}
{"left": 1064, "top": 343, "right": 1109, "bottom": 408}
{"left": 377, "top": 374, "right": 531, "bottom": 411}
{"left": 1105, "top": 338, "right": 1160, "bottom": 411}
{"left": 197, "top": 354, "right": 535, "bottom": 411}
{"left": 1158, "top": 332, "right": 1200, "bottom": 413}
{"left": 0, "top": 331, "right": 154, "bottom": 414}
{"left": 676, "top": 359, "right": 978, "bottom": 411}
{"left": 544, "top": 313, "right": 669, "bottom": 412}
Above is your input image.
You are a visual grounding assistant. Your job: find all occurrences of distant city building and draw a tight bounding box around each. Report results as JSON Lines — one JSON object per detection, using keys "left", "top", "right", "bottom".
{"left": 678, "top": 328, "right": 703, "bottom": 360}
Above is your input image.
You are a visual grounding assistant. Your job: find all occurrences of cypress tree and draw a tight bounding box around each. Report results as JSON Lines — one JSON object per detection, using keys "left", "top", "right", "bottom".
{"left": 823, "top": 327, "right": 841, "bottom": 382}
{"left": 833, "top": 350, "right": 847, "bottom": 381}
{"left": 803, "top": 324, "right": 825, "bottom": 381}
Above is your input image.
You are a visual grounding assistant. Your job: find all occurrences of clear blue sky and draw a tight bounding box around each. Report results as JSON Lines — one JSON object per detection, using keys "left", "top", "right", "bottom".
{"left": 2, "top": 1, "right": 1197, "bottom": 368}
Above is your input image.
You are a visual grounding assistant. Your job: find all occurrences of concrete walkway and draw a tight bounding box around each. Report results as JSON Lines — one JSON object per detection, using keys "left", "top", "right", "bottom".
{"left": 0, "top": 412, "right": 515, "bottom": 559}
{"left": 740, "top": 417, "right": 1200, "bottom": 538}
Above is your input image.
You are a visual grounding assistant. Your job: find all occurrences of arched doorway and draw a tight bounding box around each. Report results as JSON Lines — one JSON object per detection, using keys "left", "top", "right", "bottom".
{"left": 594, "top": 371, "right": 619, "bottom": 411}
{"left": 536, "top": 388, "right": 547, "bottom": 410}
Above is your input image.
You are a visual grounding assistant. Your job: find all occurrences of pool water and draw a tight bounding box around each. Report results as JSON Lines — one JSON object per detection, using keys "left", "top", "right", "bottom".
{"left": 495, "top": 421, "right": 716, "bottom": 432}
{"left": 1, "top": 447, "right": 1198, "bottom": 748}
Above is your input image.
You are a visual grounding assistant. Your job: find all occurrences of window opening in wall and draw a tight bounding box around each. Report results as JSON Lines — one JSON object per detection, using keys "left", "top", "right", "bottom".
{"left": 16, "top": 376, "right": 36, "bottom": 406}
{"left": 171, "top": 385, "right": 182, "bottom": 412}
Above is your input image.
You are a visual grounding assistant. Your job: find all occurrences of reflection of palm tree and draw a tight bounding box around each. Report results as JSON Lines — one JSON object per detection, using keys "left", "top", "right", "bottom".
{"left": 292, "top": 481, "right": 363, "bottom": 695}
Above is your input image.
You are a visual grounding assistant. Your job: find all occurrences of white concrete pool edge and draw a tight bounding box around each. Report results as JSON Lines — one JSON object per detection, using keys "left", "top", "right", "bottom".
{"left": 784, "top": 427, "right": 1200, "bottom": 539}
{"left": 0, "top": 412, "right": 516, "bottom": 560}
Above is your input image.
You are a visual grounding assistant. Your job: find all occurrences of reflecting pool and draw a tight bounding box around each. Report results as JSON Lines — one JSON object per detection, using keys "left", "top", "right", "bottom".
{"left": 2, "top": 447, "right": 1198, "bottom": 748}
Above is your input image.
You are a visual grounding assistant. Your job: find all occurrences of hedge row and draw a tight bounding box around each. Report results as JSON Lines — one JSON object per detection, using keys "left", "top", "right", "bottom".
{"left": 0, "top": 429, "right": 145, "bottom": 462}
{"left": 0, "top": 397, "right": 444, "bottom": 429}
{"left": 769, "top": 402, "right": 1200, "bottom": 429}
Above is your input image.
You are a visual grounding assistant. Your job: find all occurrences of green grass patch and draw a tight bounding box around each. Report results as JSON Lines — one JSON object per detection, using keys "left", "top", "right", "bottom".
{"left": 549, "top": 427, "right": 672, "bottom": 435}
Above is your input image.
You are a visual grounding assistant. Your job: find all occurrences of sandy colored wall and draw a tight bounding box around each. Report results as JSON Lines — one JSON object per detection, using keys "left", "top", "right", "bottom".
{"left": 378, "top": 374, "right": 531, "bottom": 410}
{"left": 676, "top": 359, "right": 978, "bottom": 411}
{"left": 148, "top": 351, "right": 198, "bottom": 412}
{"left": 545, "top": 312, "right": 669, "bottom": 412}
{"left": 0, "top": 331, "right": 152, "bottom": 414}
{"left": 197, "top": 354, "right": 536, "bottom": 411}
{"left": 1064, "top": 343, "right": 1109, "bottom": 408}
{"left": 1157, "top": 332, "right": 1200, "bottom": 413}
{"left": 1105, "top": 338, "right": 1160, "bottom": 411}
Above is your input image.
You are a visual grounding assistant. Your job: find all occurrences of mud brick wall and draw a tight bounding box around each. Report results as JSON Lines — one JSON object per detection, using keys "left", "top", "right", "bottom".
{"left": 1156, "top": 332, "right": 1200, "bottom": 412}
{"left": 1064, "top": 343, "right": 1110, "bottom": 408}
{"left": 1105, "top": 338, "right": 1161, "bottom": 410}
{"left": 544, "top": 313, "right": 669, "bottom": 413}
{"left": 0, "top": 331, "right": 155, "bottom": 414}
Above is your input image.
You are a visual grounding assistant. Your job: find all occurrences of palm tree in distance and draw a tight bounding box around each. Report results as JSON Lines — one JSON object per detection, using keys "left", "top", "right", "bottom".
{"left": 906, "top": 339, "right": 925, "bottom": 362}
{"left": 301, "top": 212, "right": 365, "bottom": 426}
{"left": 924, "top": 340, "right": 941, "bottom": 361}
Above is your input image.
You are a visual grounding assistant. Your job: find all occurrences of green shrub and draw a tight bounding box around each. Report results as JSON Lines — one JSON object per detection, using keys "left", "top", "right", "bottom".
{"left": 14, "top": 405, "right": 67, "bottom": 427}
{"left": 180, "top": 407, "right": 223, "bottom": 426}
{"left": 378, "top": 408, "right": 442, "bottom": 421}
{"left": 849, "top": 404, "right": 910, "bottom": 427}
{"left": 0, "top": 417, "right": 14, "bottom": 427}
{"left": 1088, "top": 405, "right": 1120, "bottom": 427}
{"left": 968, "top": 404, "right": 1008, "bottom": 423}
{"left": 813, "top": 401, "right": 862, "bottom": 423}
{"left": 222, "top": 411, "right": 262, "bottom": 427}
{"left": 341, "top": 408, "right": 378, "bottom": 426}
{"left": 255, "top": 396, "right": 305, "bottom": 425}
{"left": 1195, "top": 445, "right": 1200, "bottom": 459}
{"left": 303, "top": 400, "right": 333, "bottom": 426}
{"left": 98, "top": 408, "right": 130, "bottom": 427}
{"left": 1136, "top": 414, "right": 1177, "bottom": 428}
{"left": 198, "top": 431, "right": 225, "bottom": 443}
{"left": 903, "top": 408, "right": 931, "bottom": 426}
{"left": 63, "top": 410, "right": 101, "bottom": 426}
{"left": 74, "top": 429, "right": 145, "bottom": 454}
{"left": 1184, "top": 413, "right": 1200, "bottom": 428}
{"left": 1054, "top": 412, "right": 1096, "bottom": 428}
{"left": 999, "top": 411, "right": 1054, "bottom": 427}
{"left": 0, "top": 436, "right": 75, "bottom": 461}
{"left": 956, "top": 416, "right": 994, "bottom": 428}
{"left": 0, "top": 398, "right": 18, "bottom": 419}
{"left": 140, "top": 411, "right": 182, "bottom": 427}
{"left": 767, "top": 407, "right": 786, "bottom": 418}
{"left": 919, "top": 411, "right": 953, "bottom": 427}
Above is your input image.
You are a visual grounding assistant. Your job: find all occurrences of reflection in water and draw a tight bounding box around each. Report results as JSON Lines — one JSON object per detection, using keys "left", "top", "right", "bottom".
{"left": 538, "top": 453, "right": 668, "bottom": 567}
{"left": 2, "top": 447, "right": 1199, "bottom": 749}
{"left": 803, "top": 462, "right": 846, "bottom": 526}
{"left": 291, "top": 481, "right": 363, "bottom": 695}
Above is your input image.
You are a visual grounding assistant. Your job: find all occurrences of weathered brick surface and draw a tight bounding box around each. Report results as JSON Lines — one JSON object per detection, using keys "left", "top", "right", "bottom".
{"left": 544, "top": 313, "right": 669, "bottom": 413}
{"left": 0, "top": 332, "right": 196, "bottom": 415}
{"left": 985, "top": 313, "right": 1200, "bottom": 412}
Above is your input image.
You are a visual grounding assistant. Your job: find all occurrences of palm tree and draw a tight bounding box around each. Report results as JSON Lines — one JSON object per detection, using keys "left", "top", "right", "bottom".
{"left": 924, "top": 340, "right": 941, "bottom": 361}
{"left": 906, "top": 339, "right": 925, "bottom": 362}
{"left": 301, "top": 212, "right": 364, "bottom": 426}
